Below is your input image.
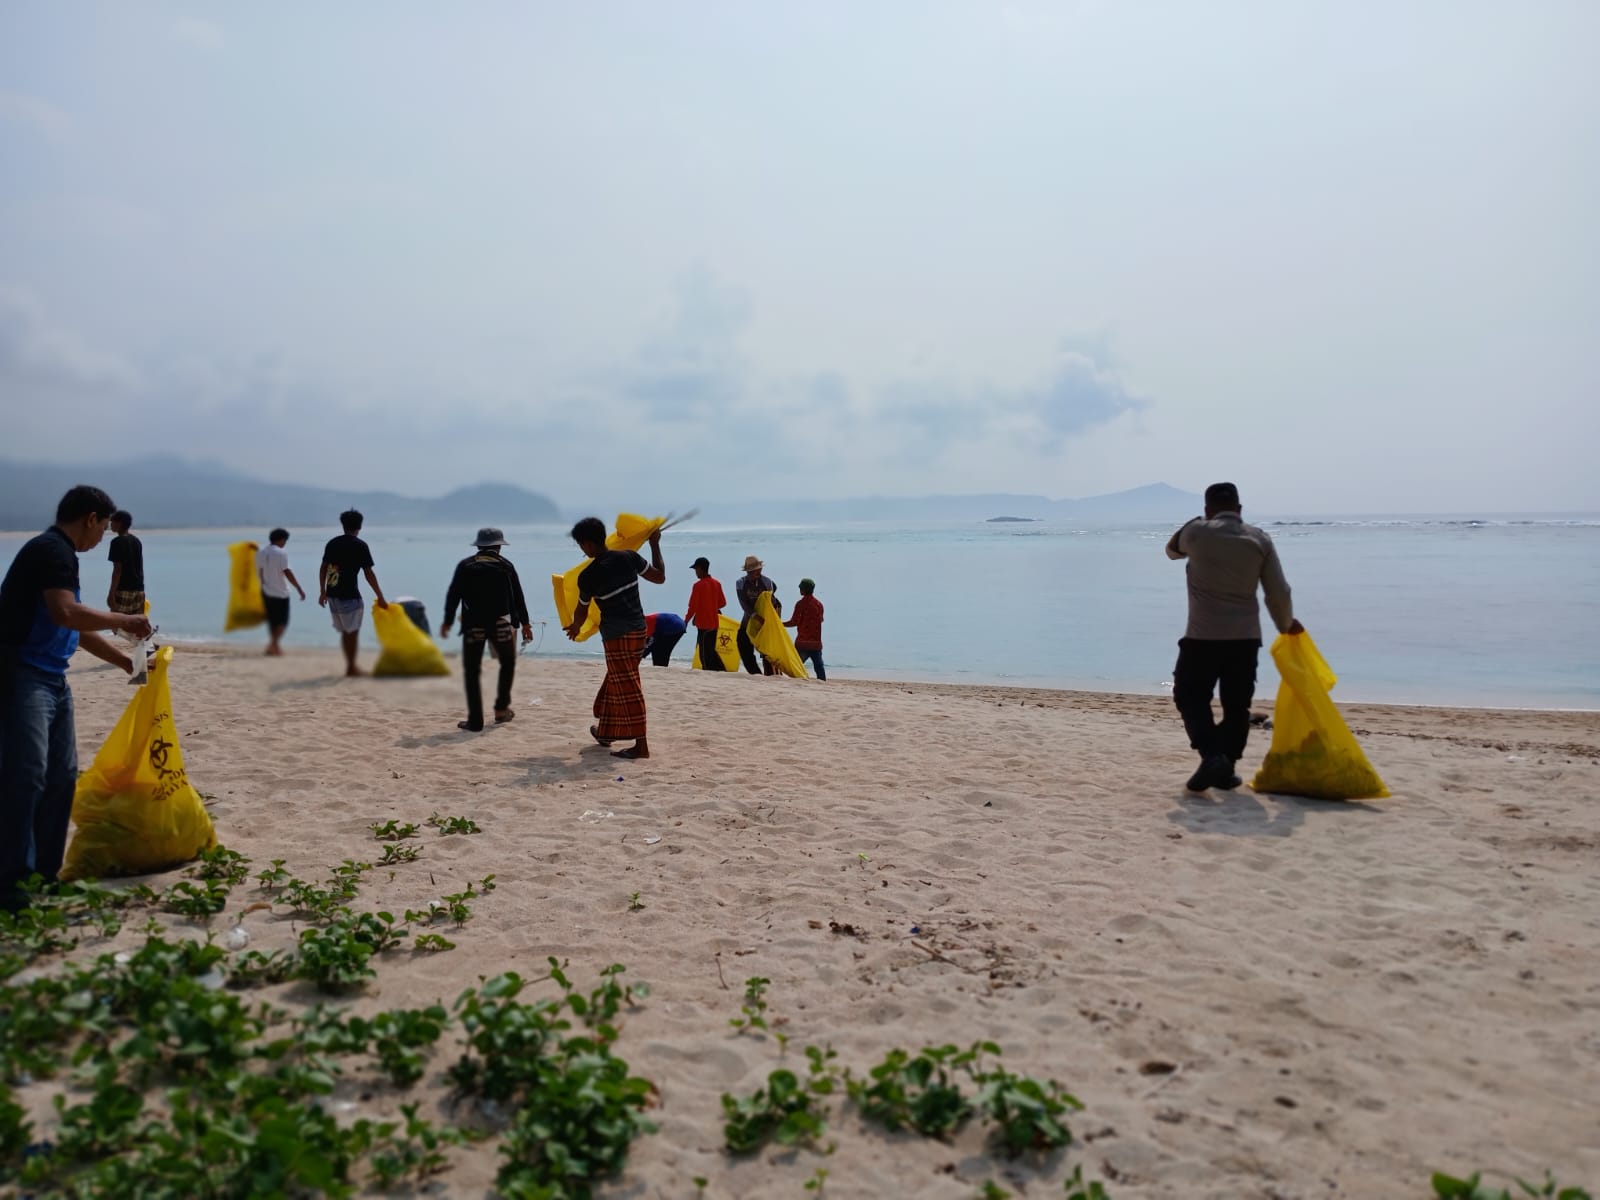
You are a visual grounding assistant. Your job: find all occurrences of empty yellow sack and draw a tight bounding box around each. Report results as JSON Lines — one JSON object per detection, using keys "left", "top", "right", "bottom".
{"left": 552, "top": 513, "right": 667, "bottom": 642}
{"left": 745, "top": 591, "right": 808, "bottom": 679}
{"left": 1252, "top": 633, "right": 1389, "bottom": 801}
{"left": 224, "top": 541, "right": 266, "bottom": 631}
{"left": 372, "top": 602, "right": 449, "bottom": 676}
{"left": 61, "top": 647, "right": 217, "bottom": 881}
{"left": 690, "top": 614, "right": 743, "bottom": 671}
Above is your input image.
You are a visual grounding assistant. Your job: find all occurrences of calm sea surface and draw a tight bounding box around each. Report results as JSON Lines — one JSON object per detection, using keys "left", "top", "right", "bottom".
{"left": 5, "top": 517, "right": 1596, "bottom": 709}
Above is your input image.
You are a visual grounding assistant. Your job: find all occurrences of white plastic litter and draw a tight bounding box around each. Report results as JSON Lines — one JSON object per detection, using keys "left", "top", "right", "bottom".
{"left": 643, "top": 836, "right": 662, "bottom": 845}
{"left": 579, "top": 809, "right": 614, "bottom": 823}
{"left": 226, "top": 925, "right": 251, "bottom": 950}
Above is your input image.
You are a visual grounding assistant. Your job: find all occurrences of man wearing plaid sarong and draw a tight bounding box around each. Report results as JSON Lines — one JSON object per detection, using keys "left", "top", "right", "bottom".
{"left": 565, "top": 517, "right": 666, "bottom": 760}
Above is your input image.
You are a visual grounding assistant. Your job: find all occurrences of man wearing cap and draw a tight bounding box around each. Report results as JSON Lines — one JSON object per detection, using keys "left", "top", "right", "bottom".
{"left": 684, "top": 556, "right": 727, "bottom": 672}
{"left": 734, "top": 554, "right": 780, "bottom": 675}
{"left": 1166, "top": 482, "right": 1303, "bottom": 792}
{"left": 440, "top": 528, "right": 533, "bottom": 732}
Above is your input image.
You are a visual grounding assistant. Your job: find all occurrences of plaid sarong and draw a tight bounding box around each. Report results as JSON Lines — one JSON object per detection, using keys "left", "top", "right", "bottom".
{"left": 594, "top": 631, "right": 648, "bottom": 741}
{"left": 110, "top": 590, "right": 146, "bottom": 616}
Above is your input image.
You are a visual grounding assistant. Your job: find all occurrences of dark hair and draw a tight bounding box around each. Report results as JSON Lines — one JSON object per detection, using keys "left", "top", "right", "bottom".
{"left": 56, "top": 485, "right": 116, "bottom": 524}
{"left": 339, "top": 509, "right": 364, "bottom": 533}
{"left": 110, "top": 510, "right": 132, "bottom": 528}
{"left": 570, "top": 516, "right": 607, "bottom": 546}
{"left": 269, "top": 527, "right": 290, "bottom": 544}
{"left": 1204, "top": 482, "right": 1241, "bottom": 509}
{"left": 799, "top": 578, "right": 815, "bottom": 594}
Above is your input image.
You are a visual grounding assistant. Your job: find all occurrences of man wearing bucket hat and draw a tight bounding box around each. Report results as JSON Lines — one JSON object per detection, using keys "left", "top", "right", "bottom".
{"left": 440, "top": 528, "right": 533, "bottom": 732}
{"left": 734, "top": 554, "right": 780, "bottom": 675}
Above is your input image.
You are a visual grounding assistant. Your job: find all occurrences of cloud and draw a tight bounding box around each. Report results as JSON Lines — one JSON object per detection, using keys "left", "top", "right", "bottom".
{"left": 0, "top": 91, "right": 72, "bottom": 142}
{"left": 881, "top": 346, "right": 1148, "bottom": 464}
{"left": 0, "top": 287, "right": 140, "bottom": 391}
{"left": 171, "top": 17, "right": 226, "bottom": 52}
{"left": 609, "top": 270, "right": 753, "bottom": 422}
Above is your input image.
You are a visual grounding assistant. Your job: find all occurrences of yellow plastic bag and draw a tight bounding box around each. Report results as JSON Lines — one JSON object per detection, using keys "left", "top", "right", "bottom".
{"left": 372, "top": 602, "right": 449, "bottom": 676}
{"left": 224, "top": 541, "right": 266, "bottom": 631}
{"left": 745, "top": 591, "right": 808, "bottom": 679}
{"left": 61, "top": 647, "right": 218, "bottom": 881}
{"left": 1252, "top": 633, "right": 1389, "bottom": 800}
{"left": 551, "top": 513, "right": 667, "bottom": 642}
{"left": 690, "top": 614, "right": 743, "bottom": 671}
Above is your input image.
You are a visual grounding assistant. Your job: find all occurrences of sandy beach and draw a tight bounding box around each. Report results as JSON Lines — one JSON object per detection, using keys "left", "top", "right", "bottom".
{"left": 19, "top": 645, "right": 1600, "bottom": 1198}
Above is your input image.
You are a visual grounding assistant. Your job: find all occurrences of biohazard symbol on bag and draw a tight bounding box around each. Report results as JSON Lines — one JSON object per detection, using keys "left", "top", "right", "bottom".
{"left": 61, "top": 646, "right": 218, "bottom": 881}
{"left": 691, "top": 614, "right": 743, "bottom": 671}
{"left": 1252, "top": 633, "right": 1389, "bottom": 801}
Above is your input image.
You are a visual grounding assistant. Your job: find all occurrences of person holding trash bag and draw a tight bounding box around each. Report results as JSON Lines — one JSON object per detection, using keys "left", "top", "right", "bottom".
{"left": 734, "top": 555, "right": 781, "bottom": 675}
{"left": 440, "top": 528, "right": 533, "bottom": 732}
{"left": 564, "top": 516, "right": 665, "bottom": 760}
{"left": 1166, "top": 481, "right": 1302, "bottom": 793}
{"left": 320, "top": 508, "right": 389, "bottom": 677}
{"left": 1, "top": 485, "right": 153, "bottom": 911}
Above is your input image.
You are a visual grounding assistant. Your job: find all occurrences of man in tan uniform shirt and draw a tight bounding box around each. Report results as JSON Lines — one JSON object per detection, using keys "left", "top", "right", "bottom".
{"left": 1166, "top": 481, "right": 1303, "bottom": 792}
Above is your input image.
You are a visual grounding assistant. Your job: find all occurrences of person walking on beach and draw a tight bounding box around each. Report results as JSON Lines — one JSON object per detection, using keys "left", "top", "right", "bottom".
{"left": 439, "top": 528, "right": 533, "bottom": 732}
{"left": 1, "top": 486, "right": 153, "bottom": 911}
{"left": 641, "top": 612, "right": 687, "bottom": 667}
{"left": 106, "top": 511, "right": 146, "bottom": 618}
{"left": 319, "top": 509, "right": 388, "bottom": 677}
{"left": 257, "top": 528, "right": 306, "bottom": 657}
{"left": 783, "top": 577, "right": 826, "bottom": 680}
{"left": 1166, "top": 481, "right": 1302, "bottom": 792}
{"left": 685, "top": 556, "right": 727, "bottom": 671}
{"left": 735, "top": 554, "right": 779, "bottom": 675}
{"left": 564, "top": 517, "right": 665, "bottom": 759}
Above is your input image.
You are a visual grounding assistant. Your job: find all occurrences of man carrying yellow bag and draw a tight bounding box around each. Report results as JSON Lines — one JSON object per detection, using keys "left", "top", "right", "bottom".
{"left": 60, "top": 645, "right": 217, "bottom": 881}
{"left": 1166, "top": 481, "right": 1303, "bottom": 793}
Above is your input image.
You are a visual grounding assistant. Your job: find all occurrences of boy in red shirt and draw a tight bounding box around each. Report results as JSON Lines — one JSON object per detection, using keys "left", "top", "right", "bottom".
{"left": 783, "top": 577, "right": 825, "bottom": 680}
{"left": 684, "top": 556, "right": 728, "bottom": 671}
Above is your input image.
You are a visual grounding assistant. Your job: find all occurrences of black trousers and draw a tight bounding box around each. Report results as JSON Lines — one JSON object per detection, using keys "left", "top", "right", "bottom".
{"left": 1173, "top": 638, "right": 1259, "bottom": 763}
{"left": 640, "top": 627, "right": 686, "bottom": 667}
{"left": 693, "top": 627, "right": 725, "bottom": 670}
{"left": 736, "top": 618, "right": 767, "bottom": 675}
{"left": 462, "top": 626, "right": 516, "bottom": 729}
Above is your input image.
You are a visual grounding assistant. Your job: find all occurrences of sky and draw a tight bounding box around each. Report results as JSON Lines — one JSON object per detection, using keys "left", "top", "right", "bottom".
{"left": 1, "top": 1, "right": 1596, "bottom": 514}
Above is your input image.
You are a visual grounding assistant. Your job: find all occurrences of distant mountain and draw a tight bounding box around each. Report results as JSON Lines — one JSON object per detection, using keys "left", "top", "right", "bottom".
{"left": 0, "top": 456, "right": 561, "bottom": 530}
{"left": 688, "top": 482, "right": 1202, "bottom": 524}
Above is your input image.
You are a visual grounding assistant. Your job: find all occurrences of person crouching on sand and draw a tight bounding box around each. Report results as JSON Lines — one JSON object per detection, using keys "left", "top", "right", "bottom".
{"left": 565, "top": 517, "right": 665, "bottom": 760}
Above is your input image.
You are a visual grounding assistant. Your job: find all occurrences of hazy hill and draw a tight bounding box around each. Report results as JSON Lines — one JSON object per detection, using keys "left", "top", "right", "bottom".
{"left": 0, "top": 457, "right": 561, "bottom": 530}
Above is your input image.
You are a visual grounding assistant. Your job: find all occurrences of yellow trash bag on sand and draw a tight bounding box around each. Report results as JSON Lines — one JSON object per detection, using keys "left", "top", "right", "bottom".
{"left": 691, "top": 614, "right": 743, "bottom": 671}
{"left": 61, "top": 647, "right": 217, "bottom": 881}
{"left": 745, "top": 591, "right": 808, "bottom": 679}
{"left": 551, "top": 513, "right": 668, "bottom": 643}
{"left": 224, "top": 541, "right": 266, "bottom": 631}
{"left": 372, "top": 602, "right": 449, "bottom": 677}
{"left": 1252, "top": 633, "right": 1389, "bottom": 801}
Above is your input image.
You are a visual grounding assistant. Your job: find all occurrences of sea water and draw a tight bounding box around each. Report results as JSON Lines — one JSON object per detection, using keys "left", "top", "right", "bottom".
{"left": 5, "top": 517, "right": 1596, "bottom": 709}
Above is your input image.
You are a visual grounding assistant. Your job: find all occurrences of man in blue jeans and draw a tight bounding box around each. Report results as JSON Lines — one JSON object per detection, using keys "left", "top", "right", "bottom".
{"left": 1, "top": 485, "right": 153, "bottom": 911}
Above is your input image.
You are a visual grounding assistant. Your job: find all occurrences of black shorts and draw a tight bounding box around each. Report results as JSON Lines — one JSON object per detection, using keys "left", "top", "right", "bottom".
{"left": 264, "top": 595, "right": 291, "bottom": 628}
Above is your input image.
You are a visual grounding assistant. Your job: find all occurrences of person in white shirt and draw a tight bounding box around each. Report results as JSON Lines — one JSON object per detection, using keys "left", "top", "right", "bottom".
{"left": 256, "top": 528, "right": 306, "bottom": 657}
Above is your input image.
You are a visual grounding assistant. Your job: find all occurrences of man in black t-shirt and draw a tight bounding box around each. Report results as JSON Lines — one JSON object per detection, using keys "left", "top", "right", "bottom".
{"left": 440, "top": 528, "right": 534, "bottom": 732}
{"left": 564, "top": 517, "right": 665, "bottom": 760}
{"left": 2, "top": 486, "right": 152, "bottom": 910}
{"left": 318, "top": 509, "right": 389, "bottom": 677}
{"left": 106, "top": 511, "right": 146, "bottom": 617}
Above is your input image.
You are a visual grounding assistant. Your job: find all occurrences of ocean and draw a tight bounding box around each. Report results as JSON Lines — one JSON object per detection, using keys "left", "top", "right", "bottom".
{"left": 4, "top": 516, "right": 1596, "bottom": 709}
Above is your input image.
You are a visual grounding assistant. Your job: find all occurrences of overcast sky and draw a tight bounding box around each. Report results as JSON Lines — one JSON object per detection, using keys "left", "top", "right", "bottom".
{"left": 2, "top": 1, "right": 1595, "bottom": 514}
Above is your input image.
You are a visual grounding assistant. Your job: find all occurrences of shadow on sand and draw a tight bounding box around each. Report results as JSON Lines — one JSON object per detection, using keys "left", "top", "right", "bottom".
{"left": 1167, "top": 787, "right": 1381, "bottom": 838}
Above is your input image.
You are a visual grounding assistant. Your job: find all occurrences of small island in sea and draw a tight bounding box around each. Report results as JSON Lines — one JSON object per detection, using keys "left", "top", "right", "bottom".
{"left": 986, "top": 515, "right": 1039, "bottom": 523}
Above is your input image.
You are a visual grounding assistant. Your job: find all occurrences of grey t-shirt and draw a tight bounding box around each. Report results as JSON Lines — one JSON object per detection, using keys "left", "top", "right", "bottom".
{"left": 1165, "top": 512, "right": 1294, "bottom": 641}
